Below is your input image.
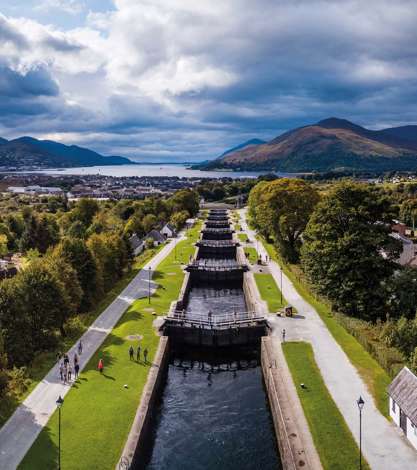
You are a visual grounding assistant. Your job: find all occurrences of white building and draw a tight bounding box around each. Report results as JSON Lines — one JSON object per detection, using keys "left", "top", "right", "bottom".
{"left": 388, "top": 367, "right": 417, "bottom": 450}
{"left": 160, "top": 223, "right": 176, "bottom": 238}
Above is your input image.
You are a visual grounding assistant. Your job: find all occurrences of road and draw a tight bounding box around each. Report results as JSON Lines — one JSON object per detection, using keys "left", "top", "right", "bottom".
{"left": 0, "top": 235, "right": 184, "bottom": 470}
{"left": 240, "top": 208, "right": 417, "bottom": 470}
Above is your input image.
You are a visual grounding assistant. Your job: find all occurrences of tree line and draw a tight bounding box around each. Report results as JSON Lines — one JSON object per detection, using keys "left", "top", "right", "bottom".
{"left": 249, "top": 178, "right": 417, "bottom": 372}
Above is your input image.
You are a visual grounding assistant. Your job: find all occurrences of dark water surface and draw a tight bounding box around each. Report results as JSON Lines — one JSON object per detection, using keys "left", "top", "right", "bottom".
{"left": 143, "top": 351, "right": 281, "bottom": 470}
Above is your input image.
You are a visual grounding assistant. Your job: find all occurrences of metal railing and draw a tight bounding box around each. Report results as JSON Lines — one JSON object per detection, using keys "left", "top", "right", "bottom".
{"left": 166, "top": 310, "right": 265, "bottom": 328}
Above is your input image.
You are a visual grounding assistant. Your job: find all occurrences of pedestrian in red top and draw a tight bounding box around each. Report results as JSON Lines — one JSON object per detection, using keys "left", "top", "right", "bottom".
{"left": 98, "top": 358, "right": 103, "bottom": 374}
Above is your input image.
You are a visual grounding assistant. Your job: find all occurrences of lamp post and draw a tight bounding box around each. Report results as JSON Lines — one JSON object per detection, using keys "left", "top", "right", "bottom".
{"left": 148, "top": 266, "right": 151, "bottom": 304}
{"left": 56, "top": 395, "right": 64, "bottom": 470}
{"left": 357, "top": 396, "right": 364, "bottom": 470}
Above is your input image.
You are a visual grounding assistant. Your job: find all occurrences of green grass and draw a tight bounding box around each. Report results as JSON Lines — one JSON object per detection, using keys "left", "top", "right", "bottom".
{"left": 262, "top": 237, "right": 391, "bottom": 417}
{"left": 19, "top": 224, "right": 200, "bottom": 470}
{"left": 0, "top": 246, "right": 163, "bottom": 427}
{"left": 238, "top": 233, "right": 248, "bottom": 242}
{"left": 234, "top": 224, "right": 242, "bottom": 231}
{"left": 283, "top": 342, "right": 369, "bottom": 470}
{"left": 254, "top": 273, "right": 286, "bottom": 312}
{"left": 244, "top": 246, "right": 258, "bottom": 264}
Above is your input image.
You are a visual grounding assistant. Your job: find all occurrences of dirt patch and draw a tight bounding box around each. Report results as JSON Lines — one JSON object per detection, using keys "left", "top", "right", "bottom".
{"left": 143, "top": 307, "right": 155, "bottom": 312}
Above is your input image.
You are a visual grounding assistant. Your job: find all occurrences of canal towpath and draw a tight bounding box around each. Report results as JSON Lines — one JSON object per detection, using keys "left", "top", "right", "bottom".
{"left": 0, "top": 234, "right": 185, "bottom": 470}
{"left": 240, "top": 208, "right": 417, "bottom": 470}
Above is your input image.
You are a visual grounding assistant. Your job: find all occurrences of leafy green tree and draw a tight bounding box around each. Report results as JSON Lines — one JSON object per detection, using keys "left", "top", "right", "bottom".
{"left": 169, "top": 189, "right": 199, "bottom": 217}
{"left": 301, "top": 182, "right": 401, "bottom": 320}
{"left": 19, "top": 261, "right": 69, "bottom": 351}
{"left": 142, "top": 214, "right": 158, "bottom": 234}
{"left": 35, "top": 214, "right": 59, "bottom": 253}
{"left": 249, "top": 178, "right": 319, "bottom": 262}
{"left": 0, "top": 278, "right": 32, "bottom": 366}
{"left": 170, "top": 210, "right": 189, "bottom": 231}
{"left": 72, "top": 198, "right": 99, "bottom": 226}
{"left": 54, "top": 238, "right": 100, "bottom": 311}
{"left": 0, "top": 332, "right": 8, "bottom": 397}
{"left": 386, "top": 267, "right": 417, "bottom": 319}
{"left": 399, "top": 199, "right": 417, "bottom": 227}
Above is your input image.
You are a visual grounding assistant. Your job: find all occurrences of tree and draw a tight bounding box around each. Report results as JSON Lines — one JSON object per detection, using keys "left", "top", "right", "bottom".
{"left": 399, "top": 199, "right": 417, "bottom": 227}
{"left": 170, "top": 210, "right": 189, "bottom": 231}
{"left": 386, "top": 267, "right": 417, "bottom": 319}
{"left": 54, "top": 238, "right": 100, "bottom": 311}
{"left": 169, "top": 189, "right": 199, "bottom": 217}
{"left": 248, "top": 178, "right": 319, "bottom": 262}
{"left": 142, "top": 214, "right": 157, "bottom": 234}
{"left": 20, "top": 261, "right": 69, "bottom": 351}
{"left": 72, "top": 198, "right": 99, "bottom": 226}
{"left": 0, "top": 278, "right": 32, "bottom": 366}
{"left": 301, "top": 182, "right": 401, "bottom": 320}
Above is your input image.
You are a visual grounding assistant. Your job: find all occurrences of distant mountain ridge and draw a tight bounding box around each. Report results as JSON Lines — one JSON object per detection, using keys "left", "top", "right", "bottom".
{"left": 0, "top": 136, "right": 133, "bottom": 169}
{"left": 200, "top": 118, "right": 417, "bottom": 172}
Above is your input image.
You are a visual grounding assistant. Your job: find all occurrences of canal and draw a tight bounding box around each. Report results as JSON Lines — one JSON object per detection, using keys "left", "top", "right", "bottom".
{"left": 143, "top": 349, "right": 281, "bottom": 470}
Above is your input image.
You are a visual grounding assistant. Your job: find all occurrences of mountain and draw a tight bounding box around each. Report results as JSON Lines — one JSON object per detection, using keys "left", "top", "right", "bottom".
{"left": 0, "top": 136, "right": 133, "bottom": 169}
{"left": 219, "top": 138, "right": 266, "bottom": 158}
{"left": 200, "top": 118, "right": 417, "bottom": 172}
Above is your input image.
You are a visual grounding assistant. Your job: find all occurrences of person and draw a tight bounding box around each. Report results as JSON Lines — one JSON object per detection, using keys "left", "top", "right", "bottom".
{"left": 68, "top": 365, "right": 72, "bottom": 382}
{"left": 63, "top": 364, "right": 68, "bottom": 384}
{"left": 73, "top": 353, "right": 78, "bottom": 366}
{"left": 74, "top": 363, "right": 80, "bottom": 380}
{"left": 282, "top": 328, "right": 286, "bottom": 342}
{"left": 98, "top": 358, "right": 104, "bottom": 374}
{"left": 59, "top": 363, "right": 64, "bottom": 382}
{"left": 143, "top": 348, "right": 148, "bottom": 364}
{"left": 129, "top": 345, "right": 134, "bottom": 360}
{"left": 64, "top": 353, "right": 69, "bottom": 366}
{"left": 136, "top": 345, "right": 141, "bottom": 362}
{"left": 78, "top": 340, "right": 83, "bottom": 355}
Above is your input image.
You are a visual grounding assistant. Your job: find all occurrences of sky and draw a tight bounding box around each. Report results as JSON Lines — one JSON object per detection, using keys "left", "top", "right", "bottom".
{"left": 0, "top": 0, "right": 417, "bottom": 162}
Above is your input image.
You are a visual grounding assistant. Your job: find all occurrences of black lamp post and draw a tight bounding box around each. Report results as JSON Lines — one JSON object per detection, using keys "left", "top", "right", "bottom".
{"left": 357, "top": 396, "right": 364, "bottom": 470}
{"left": 148, "top": 266, "right": 151, "bottom": 304}
{"left": 56, "top": 395, "right": 64, "bottom": 470}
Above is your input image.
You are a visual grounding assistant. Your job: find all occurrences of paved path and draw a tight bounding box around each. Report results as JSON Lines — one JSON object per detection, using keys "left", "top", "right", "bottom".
{"left": 0, "top": 236, "right": 184, "bottom": 470}
{"left": 240, "top": 209, "right": 417, "bottom": 470}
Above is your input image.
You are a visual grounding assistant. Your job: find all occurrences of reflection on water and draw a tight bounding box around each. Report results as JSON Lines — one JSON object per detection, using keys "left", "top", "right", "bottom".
{"left": 143, "top": 350, "right": 281, "bottom": 470}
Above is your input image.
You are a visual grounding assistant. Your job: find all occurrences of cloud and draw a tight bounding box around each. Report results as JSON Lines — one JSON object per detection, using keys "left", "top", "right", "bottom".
{"left": 35, "top": 0, "right": 85, "bottom": 16}
{"left": 1, "top": 0, "right": 417, "bottom": 161}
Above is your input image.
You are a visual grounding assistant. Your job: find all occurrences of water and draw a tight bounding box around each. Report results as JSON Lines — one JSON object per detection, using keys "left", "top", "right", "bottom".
{"left": 186, "top": 286, "right": 247, "bottom": 320}
{"left": 11, "top": 164, "right": 261, "bottom": 178}
{"left": 143, "top": 351, "right": 281, "bottom": 470}
{"left": 11, "top": 164, "right": 294, "bottom": 179}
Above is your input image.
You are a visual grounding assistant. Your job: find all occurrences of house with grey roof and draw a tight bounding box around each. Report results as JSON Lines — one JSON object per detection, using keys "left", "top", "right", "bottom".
{"left": 160, "top": 222, "right": 176, "bottom": 238}
{"left": 146, "top": 229, "right": 165, "bottom": 246}
{"left": 128, "top": 233, "right": 144, "bottom": 256}
{"left": 388, "top": 367, "right": 417, "bottom": 450}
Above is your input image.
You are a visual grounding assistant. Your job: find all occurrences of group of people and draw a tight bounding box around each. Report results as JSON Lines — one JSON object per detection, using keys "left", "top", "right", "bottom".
{"left": 57, "top": 341, "right": 83, "bottom": 384}
{"left": 129, "top": 344, "right": 149, "bottom": 363}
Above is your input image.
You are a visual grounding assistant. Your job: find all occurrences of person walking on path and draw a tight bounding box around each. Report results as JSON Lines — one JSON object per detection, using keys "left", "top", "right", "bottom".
{"left": 143, "top": 348, "right": 148, "bottom": 364}
{"left": 73, "top": 353, "right": 78, "bottom": 366}
{"left": 78, "top": 340, "right": 83, "bottom": 355}
{"left": 129, "top": 345, "right": 134, "bottom": 360}
{"left": 68, "top": 365, "right": 72, "bottom": 382}
{"left": 136, "top": 345, "right": 141, "bottom": 362}
{"left": 74, "top": 363, "right": 80, "bottom": 380}
{"left": 59, "top": 363, "right": 63, "bottom": 382}
{"left": 282, "top": 328, "right": 286, "bottom": 342}
{"left": 63, "top": 364, "right": 68, "bottom": 384}
{"left": 98, "top": 358, "right": 104, "bottom": 374}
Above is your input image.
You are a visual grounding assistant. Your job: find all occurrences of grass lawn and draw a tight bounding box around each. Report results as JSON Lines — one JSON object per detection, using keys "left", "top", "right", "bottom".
{"left": 262, "top": 237, "right": 391, "bottom": 417}
{"left": 234, "top": 223, "right": 242, "bottom": 231}
{"left": 238, "top": 233, "right": 248, "bottom": 242}
{"left": 19, "top": 223, "right": 200, "bottom": 470}
{"left": 283, "top": 342, "right": 369, "bottom": 470}
{"left": 0, "top": 246, "right": 163, "bottom": 428}
{"left": 244, "top": 246, "right": 258, "bottom": 264}
{"left": 254, "top": 273, "right": 286, "bottom": 312}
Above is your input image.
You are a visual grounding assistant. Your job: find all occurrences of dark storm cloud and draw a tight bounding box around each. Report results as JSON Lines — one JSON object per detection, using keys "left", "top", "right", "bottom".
{"left": 0, "top": 64, "right": 59, "bottom": 98}
{"left": 42, "top": 34, "right": 84, "bottom": 52}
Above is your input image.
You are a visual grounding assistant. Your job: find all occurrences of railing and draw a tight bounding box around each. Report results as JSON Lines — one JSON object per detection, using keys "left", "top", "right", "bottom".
{"left": 166, "top": 310, "right": 265, "bottom": 328}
